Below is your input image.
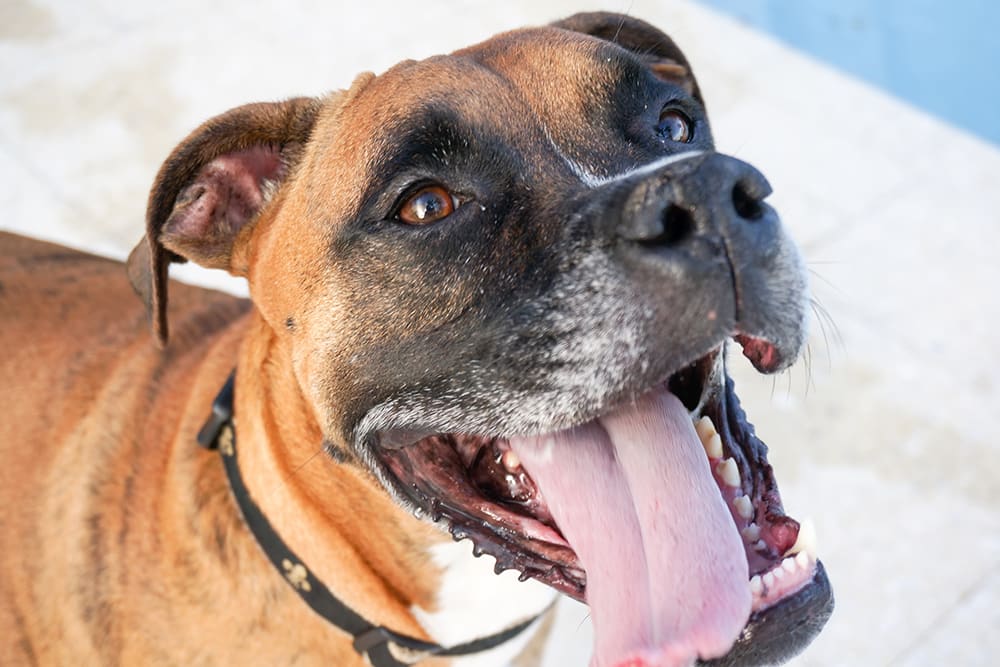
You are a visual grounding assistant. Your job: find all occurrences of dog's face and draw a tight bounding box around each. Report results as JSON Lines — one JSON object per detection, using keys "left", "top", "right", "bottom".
{"left": 129, "top": 12, "right": 831, "bottom": 666}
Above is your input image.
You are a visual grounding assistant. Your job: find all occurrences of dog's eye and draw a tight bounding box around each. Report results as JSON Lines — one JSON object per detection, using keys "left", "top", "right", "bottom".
{"left": 397, "top": 185, "right": 456, "bottom": 225}
{"left": 657, "top": 108, "right": 693, "bottom": 143}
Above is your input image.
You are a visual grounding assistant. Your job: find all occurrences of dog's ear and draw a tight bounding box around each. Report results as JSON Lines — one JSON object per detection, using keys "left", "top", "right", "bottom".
{"left": 552, "top": 12, "right": 703, "bottom": 104}
{"left": 126, "top": 97, "right": 322, "bottom": 346}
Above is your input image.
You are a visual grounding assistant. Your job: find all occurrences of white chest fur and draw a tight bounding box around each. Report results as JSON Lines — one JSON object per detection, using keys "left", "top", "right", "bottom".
{"left": 412, "top": 540, "right": 559, "bottom": 667}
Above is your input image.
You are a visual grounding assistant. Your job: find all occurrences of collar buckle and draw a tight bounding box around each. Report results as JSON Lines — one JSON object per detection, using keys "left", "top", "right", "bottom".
{"left": 353, "top": 627, "right": 438, "bottom": 666}
{"left": 196, "top": 372, "right": 235, "bottom": 449}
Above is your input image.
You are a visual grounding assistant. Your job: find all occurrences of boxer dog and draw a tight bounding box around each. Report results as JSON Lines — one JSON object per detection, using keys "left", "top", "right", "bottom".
{"left": 0, "top": 12, "right": 832, "bottom": 667}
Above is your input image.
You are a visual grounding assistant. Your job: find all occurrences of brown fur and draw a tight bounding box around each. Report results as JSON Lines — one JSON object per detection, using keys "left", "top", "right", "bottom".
{"left": 0, "top": 13, "right": 698, "bottom": 665}
{"left": 0, "top": 234, "right": 448, "bottom": 665}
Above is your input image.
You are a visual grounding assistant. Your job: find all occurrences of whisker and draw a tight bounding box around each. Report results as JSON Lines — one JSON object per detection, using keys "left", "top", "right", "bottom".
{"left": 290, "top": 447, "right": 326, "bottom": 478}
{"left": 810, "top": 297, "right": 844, "bottom": 363}
{"left": 803, "top": 342, "right": 814, "bottom": 398}
{"left": 807, "top": 266, "right": 846, "bottom": 295}
{"left": 610, "top": 8, "right": 629, "bottom": 45}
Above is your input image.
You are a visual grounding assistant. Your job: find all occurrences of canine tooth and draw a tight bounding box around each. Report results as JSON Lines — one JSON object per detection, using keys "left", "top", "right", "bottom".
{"left": 695, "top": 416, "right": 716, "bottom": 441}
{"left": 501, "top": 450, "right": 521, "bottom": 472}
{"left": 784, "top": 517, "right": 818, "bottom": 558}
{"left": 749, "top": 575, "right": 763, "bottom": 595}
{"left": 782, "top": 557, "right": 797, "bottom": 573}
{"left": 762, "top": 572, "right": 775, "bottom": 588}
{"left": 754, "top": 539, "right": 768, "bottom": 552}
{"left": 704, "top": 433, "right": 723, "bottom": 459}
{"left": 733, "top": 495, "right": 754, "bottom": 519}
{"left": 716, "top": 458, "right": 740, "bottom": 486}
{"left": 741, "top": 524, "right": 760, "bottom": 542}
{"left": 796, "top": 551, "right": 810, "bottom": 569}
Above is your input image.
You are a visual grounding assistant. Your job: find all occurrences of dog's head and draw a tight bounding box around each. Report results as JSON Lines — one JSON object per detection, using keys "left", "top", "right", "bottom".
{"left": 128, "top": 12, "right": 832, "bottom": 666}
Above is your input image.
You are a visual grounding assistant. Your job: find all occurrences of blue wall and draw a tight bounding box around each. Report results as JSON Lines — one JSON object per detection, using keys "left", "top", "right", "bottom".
{"left": 697, "top": 0, "right": 1000, "bottom": 145}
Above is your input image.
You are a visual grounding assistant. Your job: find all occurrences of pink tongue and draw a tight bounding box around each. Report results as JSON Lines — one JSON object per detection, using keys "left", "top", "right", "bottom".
{"left": 509, "top": 389, "right": 750, "bottom": 667}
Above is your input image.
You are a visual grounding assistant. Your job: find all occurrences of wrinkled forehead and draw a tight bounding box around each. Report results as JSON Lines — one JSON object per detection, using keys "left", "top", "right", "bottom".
{"left": 453, "top": 27, "right": 635, "bottom": 118}
{"left": 304, "top": 27, "right": 652, "bottom": 193}
{"left": 367, "top": 26, "right": 637, "bottom": 125}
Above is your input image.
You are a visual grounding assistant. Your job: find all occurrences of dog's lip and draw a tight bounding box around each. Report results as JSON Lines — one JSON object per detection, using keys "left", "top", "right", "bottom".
{"left": 370, "top": 347, "right": 722, "bottom": 453}
{"left": 371, "top": 431, "right": 587, "bottom": 597}
{"left": 733, "top": 332, "right": 783, "bottom": 374}
{"left": 698, "top": 562, "right": 834, "bottom": 666}
{"left": 363, "top": 344, "right": 832, "bottom": 663}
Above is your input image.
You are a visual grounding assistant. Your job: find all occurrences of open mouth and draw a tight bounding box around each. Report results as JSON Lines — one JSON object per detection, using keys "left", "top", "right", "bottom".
{"left": 373, "top": 343, "right": 832, "bottom": 665}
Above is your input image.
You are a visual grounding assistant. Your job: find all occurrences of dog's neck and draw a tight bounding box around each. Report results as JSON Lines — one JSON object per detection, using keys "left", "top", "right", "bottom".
{"left": 230, "top": 314, "right": 444, "bottom": 640}
{"left": 206, "top": 312, "right": 558, "bottom": 665}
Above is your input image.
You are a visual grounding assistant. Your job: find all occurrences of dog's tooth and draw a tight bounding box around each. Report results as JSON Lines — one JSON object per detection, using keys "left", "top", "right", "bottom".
{"left": 801, "top": 518, "right": 818, "bottom": 557}
{"left": 704, "top": 433, "right": 723, "bottom": 459}
{"left": 784, "top": 517, "right": 818, "bottom": 558}
{"left": 430, "top": 499, "right": 443, "bottom": 523}
{"left": 502, "top": 450, "right": 521, "bottom": 472}
{"left": 762, "top": 572, "right": 775, "bottom": 588}
{"left": 782, "top": 557, "right": 798, "bottom": 573}
{"left": 733, "top": 495, "right": 754, "bottom": 519}
{"left": 795, "top": 551, "right": 811, "bottom": 569}
{"left": 695, "top": 416, "right": 716, "bottom": 442}
{"left": 741, "top": 523, "right": 761, "bottom": 542}
{"left": 754, "top": 539, "right": 768, "bottom": 552}
{"left": 716, "top": 458, "right": 740, "bottom": 487}
{"left": 749, "top": 575, "right": 763, "bottom": 595}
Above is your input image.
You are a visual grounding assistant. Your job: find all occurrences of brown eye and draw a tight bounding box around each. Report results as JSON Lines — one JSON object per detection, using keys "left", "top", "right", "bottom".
{"left": 397, "top": 185, "right": 456, "bottom": 225}
{"left": 657, "top": 108, "right": 692, "bottom": 143}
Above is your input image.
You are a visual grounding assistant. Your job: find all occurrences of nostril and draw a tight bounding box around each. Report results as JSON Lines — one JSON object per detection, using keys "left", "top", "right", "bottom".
{"left": 732, "top": 181, "right": 765, "bottom": 221}
{"left": 655, "top": 204, "right": 695, "bottom": 246}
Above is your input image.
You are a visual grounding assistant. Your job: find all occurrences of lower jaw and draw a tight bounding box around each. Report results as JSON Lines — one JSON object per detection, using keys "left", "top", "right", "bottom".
{"left": 699, "top": 562, "right": 833, "bottom": 667}
{"left": 371, "top": 351, "right": 831, "bottom": 663}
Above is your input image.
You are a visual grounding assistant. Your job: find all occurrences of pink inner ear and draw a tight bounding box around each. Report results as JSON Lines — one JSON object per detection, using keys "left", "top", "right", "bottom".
{"left": 164, "top": 145, "right": 284, "bottom": 245}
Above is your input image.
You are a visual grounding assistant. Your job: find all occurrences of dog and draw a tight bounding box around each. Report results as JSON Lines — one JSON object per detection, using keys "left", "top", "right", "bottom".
{"left": 0, "top": 12, "right": 832, "bottom": 667}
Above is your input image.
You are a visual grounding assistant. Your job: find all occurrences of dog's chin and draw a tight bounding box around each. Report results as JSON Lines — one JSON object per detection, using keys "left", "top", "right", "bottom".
{"left": 366, "top": 342, "right": 832, "bottom": 665}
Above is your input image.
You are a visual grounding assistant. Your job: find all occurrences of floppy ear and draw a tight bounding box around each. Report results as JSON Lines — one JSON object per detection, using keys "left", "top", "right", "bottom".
{"left": 126, "top": 97, "right": 322, "bottom": 347}
{"left": 552, "top": 12, "right": 703, "bottom": 104}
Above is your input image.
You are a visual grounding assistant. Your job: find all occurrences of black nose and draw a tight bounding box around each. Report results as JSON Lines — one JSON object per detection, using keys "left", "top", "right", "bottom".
{"left": 617, "top": 152, "right": 773, "bottom": 250}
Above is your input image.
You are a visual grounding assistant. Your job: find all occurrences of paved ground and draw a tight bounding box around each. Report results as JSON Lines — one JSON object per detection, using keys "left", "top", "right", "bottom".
{"left": 2, "top": 1, "right": 997, "bottom": 665}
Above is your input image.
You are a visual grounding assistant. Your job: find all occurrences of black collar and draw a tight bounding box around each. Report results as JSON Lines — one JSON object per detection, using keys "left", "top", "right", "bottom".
{"left": 196, "top": 372, "right": 540, "bottom": 667}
